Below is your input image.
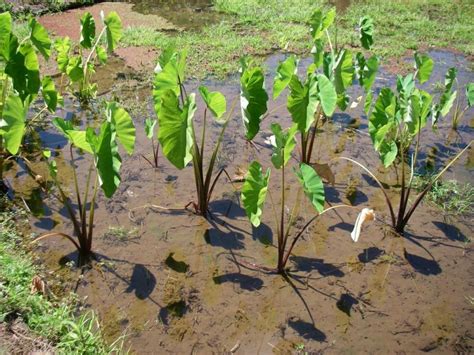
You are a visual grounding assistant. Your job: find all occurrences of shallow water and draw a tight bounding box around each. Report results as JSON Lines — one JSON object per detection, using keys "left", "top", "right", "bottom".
{"left": 110, "top": 0, "right": 226, "bottom": 29}
{"left": 6, "top": 47, "right": 474, "bottom": 352}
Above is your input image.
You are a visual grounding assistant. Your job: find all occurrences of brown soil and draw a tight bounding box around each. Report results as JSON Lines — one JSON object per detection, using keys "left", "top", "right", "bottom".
{"left": 7, "top": 49, "right": 474, "bottom": 353}
{"left": 39, "top": 2, "right": 178, "bottom": 41}
{"left": 0, "top": 321, "right": 54, "bottom": 354}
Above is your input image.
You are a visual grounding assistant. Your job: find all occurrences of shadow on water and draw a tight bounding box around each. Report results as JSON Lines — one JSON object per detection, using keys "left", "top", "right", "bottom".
{"left": 289, "top": 256, "right": 345, "bottom": 277}
{"left": 209, "top": 199, "right": 245, "bottom": 219}
{"left": 287, "top": 317, "right": 327, "bottom": 342}
{"left": 204, "top": 227, "right": 245, "bottom": 250}
{"left": 432, "top": 221, "right": 470, "bottom": 242}
{"left": 357, "top": 247, "right": 384, "bottom": 263}
{"left": 251, "top": 223, "right": 273, "bottom": 245}
{"left": 403, "top": 249, "right": 442, "bottom": 276}
{"left": 213, "top": 272, "right": 263, "bottom": 291}
{"left": 328, "top": 221, "right": 353, "bottom": 233}
{"left": 125, "top": 264, "right": 157, "bottom": 299}
{"left": 336, "top": 293, "right": 359, "bottom": 316}
{"left": 158, "top": 301, "right": 187, "bottom": 326}
{"left": 165, "top": 252, "right": 190, "bottom": 273}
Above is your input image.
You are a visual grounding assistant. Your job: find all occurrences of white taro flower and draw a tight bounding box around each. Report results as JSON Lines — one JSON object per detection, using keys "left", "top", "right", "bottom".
{"left": 351, "top": 208, "right": 375, "bottom": 242}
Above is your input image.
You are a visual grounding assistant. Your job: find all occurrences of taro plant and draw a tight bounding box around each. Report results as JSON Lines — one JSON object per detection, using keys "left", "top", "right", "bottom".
{"left": 0, "top": 12, "right": 60, "bottom": 191}
{"left": 142, "top": 117, "right": 159, "bottom": 168}
{"left": 339, "top": 53, "right": 473, "bottom": 235}
{"left": 53, "top": 10, "right": 122, "bottom": 103}
{"left": 35, "top": 102, "right": 135, "bottom": 259}
{"left": 266, "top": 8, "right": 378, "bottom": 165}
{"left": 152, "top": 48, "right": 236, "bottom": 217}
{"left": 241, "top": 123, "right": 360, "bottom": 274}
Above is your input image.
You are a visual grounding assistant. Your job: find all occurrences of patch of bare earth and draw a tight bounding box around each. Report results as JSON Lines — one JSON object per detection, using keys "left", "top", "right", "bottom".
{"left": 0, "top": 321, "right": 54, "bottom": 354}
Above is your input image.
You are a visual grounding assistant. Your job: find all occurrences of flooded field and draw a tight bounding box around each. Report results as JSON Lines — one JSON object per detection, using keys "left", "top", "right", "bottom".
{"left": 1, "top": 0, "right": 473, "bottom": 353}
{"left": 5, "top": 47, "right": 472, "bottom": 353}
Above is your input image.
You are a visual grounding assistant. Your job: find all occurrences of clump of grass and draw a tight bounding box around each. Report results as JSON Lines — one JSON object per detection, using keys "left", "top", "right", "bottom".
{"left": 0, "top": 207, "right": 122, "bottom": 353}
{"left": 413, "top": 175, "right": 474, "bottom": 215}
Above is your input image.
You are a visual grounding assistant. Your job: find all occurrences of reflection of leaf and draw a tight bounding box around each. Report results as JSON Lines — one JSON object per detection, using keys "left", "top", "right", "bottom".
{"left": 311, "top": 162, "right": 335, "bottom": 186}
{"left": 351, "top": 208, "right": 375, "bottom": 242}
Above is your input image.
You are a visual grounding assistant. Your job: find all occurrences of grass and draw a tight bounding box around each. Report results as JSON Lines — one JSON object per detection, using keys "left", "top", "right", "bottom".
{"left": 412, "top": 175, "right": 474, "bottom": 216}
{"left": 0, "top": 205, "right": 121, "bottom": 354}
{"left": 117, "top": 0, "right": 473, "bottom": 79}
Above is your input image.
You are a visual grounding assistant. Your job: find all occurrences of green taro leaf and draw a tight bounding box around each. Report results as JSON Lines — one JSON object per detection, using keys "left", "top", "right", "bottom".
{"left": 407, "top": 89, "right": 432, "bottom": 135}
{"left": 295, "top": 163, "right": 325, "bottom": 213}
{"left": 94, "top": 121, "right": 121, "bottom": 198}
{"left": 96, "top": 45, "right": 107, "bottom": 65}
{"left": 41, "top": 76, "right": 58, "bottom": 112}
{"left": 66, "top": 56, "right": 83, "bottom": 82}
{"left": 444, "top": 67, "right": 457, "bottom": 91}
{"left": 67, "top": 130, "right": 94, "bottom": 154}
{"left": 359, "top": 16, "right": 374, "bottom": 50}
{"left": 54, "top": 37, "right": 71, "bottom": 72}
{"left": 153, "top": 49, "right": 187, "bottom": 115}
{"left": 240, "top": 65, "right": 268, "bottom": 140}
{"left": 80, "top": 12, "right": 95, "bottom": 49}
{"left": 0, "top": 12, "right": 12, "bottom": 60}
{"left": 357, "top": 53, "right": 379, "bottom": 92}
{"left": 198, "top": 86, "right": 227, "bottom": 120}
{"left": 158, "top": 90, "right": 196, "bottom": 169}
{"left": 5, "top": 42, "right": 40, "bottom": 100}
{"left": 273, "top": 55, "right": 298, "bottom": 99}
{"left": 287, "top": 74, "right": 318, "bottom": 133}
{"left": 309, "top": 8, "right": 335, "bottom": 40}
{"left": 466, "top": 83, "right": 474, "bottom": 107}
{"left": 316, "top": 74, "right": 337, "bottom": 116}
{"left": 364, "top": 90, "right": 373, "bottom": 115}
{"left": 414, "top": 53, "right": 434, "bottom": 84}
{"left": 369, "top": 88, "right": 398, "bottom": 167}
{"left": 104, "top": 11, "right": 122, "bottom": 52}
{"left": 2, "top": 94, "right": 26, "bottom": 155}
{"left": 241, "top": 161, "right": 270, "bottom": 227}
{"left": 106, "top": 102, "right": 135, "bottom": 155}
{"left": 145, "top": 118, "right": 157, "bottom": 139}
{"left": 311, "top": 39, "right": 324, "bottom": 69}
{"left": 270, "top": 123, "right": 297, "bottom": 169}
{"left": 334, "top": 49, "right": 354, "bottom": 97}
{"left": 29, "top": 18, "right": 52, "bottom": 60}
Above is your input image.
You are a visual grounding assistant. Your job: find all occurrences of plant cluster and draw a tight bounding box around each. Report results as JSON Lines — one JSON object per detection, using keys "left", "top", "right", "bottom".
{"left": 0, "top": 5, "right": 472, "bottom": 279}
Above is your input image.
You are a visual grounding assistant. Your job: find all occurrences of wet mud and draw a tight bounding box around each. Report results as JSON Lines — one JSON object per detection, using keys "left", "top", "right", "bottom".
{"left": 6, "top": 45, "right": 474, "bottom": 354}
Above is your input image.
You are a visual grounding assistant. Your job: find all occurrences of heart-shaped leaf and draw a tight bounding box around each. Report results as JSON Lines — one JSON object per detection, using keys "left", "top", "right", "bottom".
{"left": 2, "top": 94, "right": 26, "bottom": 154}
{"left": 106, "top": 102, "right": 135, "bottom": 155}
{"left": 158, "top": 90, "right": 196, "bottom": 169}
{"left": 145, "top": 118, "right": 157, "bottom": 139}
{"left": 359, "top": 16, "right": 374, "bottom": 50}
{"left": 80, "top": 12, "right": 95, "bottom": 49}
{"left": 199, "top": 86, "right": 227, "bottom": 120}
{"left": 316, "top": 74, "right": 337, "bottom": 116}
{"left": 287, "top": 74, "right": 319, "bottom": 133}
{"left": 0, "top": 12, "right": 12, "bottom": 61}
{"left": 29, "top": 18, "right": 51, "bottom": 59}
{"left": 240, "top": 65, "right": 268, "bottom": 140}
{"left": 273, "top": 55, "right": 298, "bottom": 99}
{"left": 414, "top": 53, "right": 433, "bottom": 84}
{"left": 104, "top": 11, "right": 122, "bottom": 52}
{"left": 241, "top": 161, "right": 270, "bottom": 227}
{"left": 295, "top": 163, "right": 325, "bottom": 213}
{"left": 41, "top": 76, "right": 59, "bottom": 112}
{"left": 270, "top": 123, "right": 297, "bottom": 169}
{"left": 54, "top": 37, "right": 71, "bottom": 73}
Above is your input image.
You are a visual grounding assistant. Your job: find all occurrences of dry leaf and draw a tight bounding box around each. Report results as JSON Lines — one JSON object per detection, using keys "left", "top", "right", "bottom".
{"left": 351, "top": 208, "right": 375, "bottom": 242}
{"left": 311, "top": 162, "right": 335, "bottom": 186}
{"left": 232, "top": 166, "right": 247, "bottom": 182}
{"left": 30, "top": 275, "right": 46, "bottom": 295}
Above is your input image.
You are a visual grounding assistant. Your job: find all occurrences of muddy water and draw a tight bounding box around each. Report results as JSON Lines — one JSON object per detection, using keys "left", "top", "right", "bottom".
{"left": 7, "top": 49, "right": 474, "bottom": 353}
{"left": 106, "top": 0, "right": 227, "bottom": 30}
